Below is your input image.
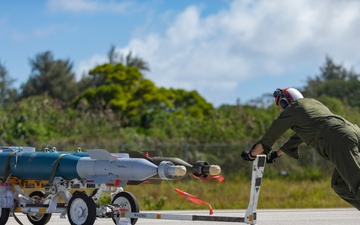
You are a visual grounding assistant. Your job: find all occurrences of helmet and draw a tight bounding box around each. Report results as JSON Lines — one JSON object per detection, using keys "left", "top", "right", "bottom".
{"left": 273, "top": 87, "right": 303, "bottom": 108}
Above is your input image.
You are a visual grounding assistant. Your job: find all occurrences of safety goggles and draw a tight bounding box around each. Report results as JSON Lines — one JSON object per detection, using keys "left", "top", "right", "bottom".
{"left": 273, "top": 88, "right": 283, "bottom": 105}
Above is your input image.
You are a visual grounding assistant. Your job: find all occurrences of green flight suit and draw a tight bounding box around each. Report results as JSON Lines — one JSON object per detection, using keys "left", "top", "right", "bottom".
{"left": 259, "top": 98, "right": 360, "bottom": 210}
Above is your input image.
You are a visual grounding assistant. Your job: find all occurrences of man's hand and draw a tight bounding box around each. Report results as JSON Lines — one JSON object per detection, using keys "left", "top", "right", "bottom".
{"left": 241, "top": 150, "right": 255, "bottom": 161}
{"left": 266, "top": 151, "right": 280, "bottom": 164}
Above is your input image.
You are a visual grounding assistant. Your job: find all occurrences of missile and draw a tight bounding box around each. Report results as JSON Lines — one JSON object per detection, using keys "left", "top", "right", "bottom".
{"left": 124, "top": 151, "right": 221, "bottom": 177}
{"left": 72, "top": 150, "right": 221, "bottom": 179}
{"left": 0, "top": 149, "right": 186, "bottom": 186}
{"left": 117, "top": 151, "right": 222, "bottom": 185}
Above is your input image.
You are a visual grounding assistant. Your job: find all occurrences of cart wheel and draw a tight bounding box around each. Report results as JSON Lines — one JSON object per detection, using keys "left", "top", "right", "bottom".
{"left": 26, "top": 191, "right": 52, "bottom": 225}
{"left": 111, "top": 191, "right": 139, "bottom": 225}
{"left": 67, "top": 192, "right": 96, "bottom": 225}
{"left": 0, "top": 208, "right": 10, "bottom": 225}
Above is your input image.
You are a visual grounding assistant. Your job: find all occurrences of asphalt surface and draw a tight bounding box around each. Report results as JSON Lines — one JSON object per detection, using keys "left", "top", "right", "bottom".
{"left": 5, "top": 208, "right": 360, "bottom": 225}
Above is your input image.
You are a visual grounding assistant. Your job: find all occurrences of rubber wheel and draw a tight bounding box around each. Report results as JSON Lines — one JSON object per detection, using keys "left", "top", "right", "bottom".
{"left": 111, "top": 191, "right": 139, "bottom": 225}
{"left": 0, "top": 208, "right": 10, "bottom": 225}
{"left": 26, "top": 191, "right": 52, "bottom": 225}
{"left": 67, "top": 192, "right": 96, "bottom": 225}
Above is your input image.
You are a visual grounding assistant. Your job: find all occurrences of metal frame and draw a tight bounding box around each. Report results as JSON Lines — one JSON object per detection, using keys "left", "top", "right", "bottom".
{"left": 1, "top": 155, "right": 265, "bottom": 225}
{"left": 116, "top": 155, "right": 266, "bottom": 225}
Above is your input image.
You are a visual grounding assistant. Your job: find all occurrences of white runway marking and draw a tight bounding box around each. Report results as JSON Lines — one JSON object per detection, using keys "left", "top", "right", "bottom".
{"left": 5, "top": 208, "right": 359, "bottom": 225}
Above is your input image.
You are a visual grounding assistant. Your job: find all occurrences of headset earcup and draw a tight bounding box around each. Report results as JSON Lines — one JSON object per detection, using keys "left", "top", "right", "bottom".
{"left": 279, "top": 98, "right": 289, "bottom": 109}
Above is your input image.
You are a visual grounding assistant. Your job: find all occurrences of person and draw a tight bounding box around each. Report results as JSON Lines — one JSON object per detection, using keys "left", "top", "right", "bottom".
{"left": 241, "top": 87, "right": 360, "bottom": 210}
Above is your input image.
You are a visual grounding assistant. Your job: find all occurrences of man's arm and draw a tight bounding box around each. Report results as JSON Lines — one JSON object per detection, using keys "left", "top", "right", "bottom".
{"left": 280, "top": 133, "right": 302, "bottom": 159}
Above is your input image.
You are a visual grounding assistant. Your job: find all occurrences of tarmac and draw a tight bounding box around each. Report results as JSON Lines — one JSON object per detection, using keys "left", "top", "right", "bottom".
{"left": 5, "top": 208, "right": 360, "bottom": 225}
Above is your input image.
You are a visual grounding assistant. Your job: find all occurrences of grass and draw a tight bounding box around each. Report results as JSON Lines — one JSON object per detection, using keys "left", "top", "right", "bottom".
{"left": 99, "top": 176, "right": 352, "bottom": 211}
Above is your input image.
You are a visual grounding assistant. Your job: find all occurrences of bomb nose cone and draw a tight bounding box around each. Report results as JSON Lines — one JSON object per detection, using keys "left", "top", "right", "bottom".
{"left": 191, "top": 161, "right": 222, "bottom": 178}
{"left": 209, "top": 165, "right": 221, "bottom": 175}
{"left": 158, "top": 161, "right": 187, "bottom": 180}
{"left": 174, "top": 166, "right": 187, "bottom": 176}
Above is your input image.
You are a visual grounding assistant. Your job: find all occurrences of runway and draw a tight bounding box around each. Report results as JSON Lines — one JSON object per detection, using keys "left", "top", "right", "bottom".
{"left": 5, "top": 208, "right": 359, "bottom": 225}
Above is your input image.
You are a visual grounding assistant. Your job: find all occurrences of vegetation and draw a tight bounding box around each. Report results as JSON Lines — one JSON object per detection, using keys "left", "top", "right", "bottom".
{"left": 98, "top": 177, "right": 351, "bottom": 210}
{"left": 1, "top": 49, "right": 360, "bottom": 209}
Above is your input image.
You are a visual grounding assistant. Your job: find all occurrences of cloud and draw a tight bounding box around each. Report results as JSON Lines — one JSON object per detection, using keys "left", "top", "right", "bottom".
{"left": 78, "top": 0, "right": 360, "bottom": 105}
{"left": 10, "top": 24, "right": 74, "bottom": 42}
{"left": 46, "top": 0, "right": 132, "bottom": 13}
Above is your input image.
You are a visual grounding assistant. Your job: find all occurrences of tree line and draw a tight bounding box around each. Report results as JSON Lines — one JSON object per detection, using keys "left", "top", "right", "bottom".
{"left": 1, "top": 48, "right": 360, "bottom": 176}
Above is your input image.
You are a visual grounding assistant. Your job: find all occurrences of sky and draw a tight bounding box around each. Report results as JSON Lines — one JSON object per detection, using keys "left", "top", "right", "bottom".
{"left": 1, "top": 0, "right": 360, "bottom": 107}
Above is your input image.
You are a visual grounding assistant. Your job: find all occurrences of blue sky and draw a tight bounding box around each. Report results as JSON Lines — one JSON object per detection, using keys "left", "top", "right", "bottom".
{"left": 1, "top": 0, "right": 360, "bottom": 107}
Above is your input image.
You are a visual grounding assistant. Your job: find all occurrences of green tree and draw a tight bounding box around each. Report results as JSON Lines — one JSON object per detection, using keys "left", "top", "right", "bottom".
{"left": 108, "top": 45, "right": 119, "bottom": 65}
{"left": 78, "top": 45, "right": 150, "bottom": 93}
{"left": 107, "top": 45, "right": 150, "bottom": 72}
{"left": 75, "top": 63, "right": 143, "bottom": 108}
{"left": 20, "top": 51, "right": 78, "bottom": 103}
{"left": 0, "top": 61, "right": 17, "bottom": 105}
{"left": 74, "top": 63, "right": 213, "bottom": 126}
{"left": 166, "top": 89, "right": 214, "bottom": 118}
{"left": 304, "top": 56, "right": 360, "bottom": 107}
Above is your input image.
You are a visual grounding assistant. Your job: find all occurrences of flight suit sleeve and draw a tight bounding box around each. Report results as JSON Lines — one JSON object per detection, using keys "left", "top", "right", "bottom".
{"left": 259, "top": 109, "right": 296, "bottom": 154}
{"left": 280, "top": 134, "right": 302, "bottom": 159}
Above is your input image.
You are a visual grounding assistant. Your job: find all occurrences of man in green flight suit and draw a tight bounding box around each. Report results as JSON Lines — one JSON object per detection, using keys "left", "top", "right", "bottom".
{"left": 241, "top": 87, "right": 360, "bottom": 210}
